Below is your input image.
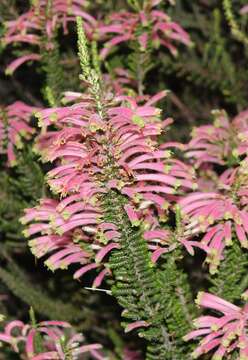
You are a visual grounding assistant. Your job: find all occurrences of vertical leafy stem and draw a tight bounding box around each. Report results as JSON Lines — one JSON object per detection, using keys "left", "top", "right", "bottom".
{"left": 104, "top": 190, "right": 173, "bottom": 359}
{"left": 103, "top": 190, "right": 193, "bottom": 359}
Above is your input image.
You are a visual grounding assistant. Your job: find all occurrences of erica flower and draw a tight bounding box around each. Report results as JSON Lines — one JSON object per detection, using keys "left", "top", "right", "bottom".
{"left": 0, "top": 318, "right": 103, "bottom": 359}
{"left": 184, "top": 291, "right": 248, "bottom": 359}
{"left": 179, "top": 161, "right": 248, "bottom": 273}
{"left": 98, "top": 4, "right": 191, "bottom": 59}
{"left": 22, "top": 90, "right": 196, "bottom": 285}
{"left": 3, "top": 0, "right": 96, "bottom": 74}
{"left": 186, "top": 108, "right": 248, "bottom": 168}
{"left": 0, "top": 101, "right": 37, "bottom": 166}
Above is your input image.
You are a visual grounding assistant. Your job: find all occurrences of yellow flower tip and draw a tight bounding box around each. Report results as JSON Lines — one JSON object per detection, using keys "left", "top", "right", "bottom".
{"left": 232, "top": 148, "right": 239, "bottom": 157}
{"left": 241, "top": 291, "right": 248, "bottom": 301}
{"left": 19, "top": 216, "right": 27, "bottom": 225}
{"left": 131, "top": 220, "right": 140, "bottom": 227}
{"left": 212, "top": 355, "right": 222, "bottom": 360}
{"left": 148, "top": 261, "right": 154, "bottom": 268}
{"left": 132, "top": 115, "right": 145, "bottom": 128}
{"left": 143, "top": 221, "right": 150, "bottom": 231}
{"left": 28, "top": 240, "right": 37, "bottom": 247}
{"left": 5, "top": 68, "right": 13, "bottom": 76}
{"left": 162, "top": 201, "right": 169, "bottom": 210}
{"left": 182, "top": 335, "right": 189, "bottom": 342}
{"left": 34, "top": 111, "right": 42, "bottom": 119}
{"left": 49, "top": 112, "right": 58, "bottom": 122}
{"left": 174, "top": 180, "right": 182, "bottom": 189}
{"left": 27, "top": 352, "right": 35, "bottom": 358}
{"left": 221, "top": 339, "right": 230, "bottom": 347}
{"left": 45, "top": 260, "right": 55, "bottom": 271}
{"left": 195, "top": 291, "right": 204, "bottom": 306}
{"left": 55, "top": 228, "right": 64, "bottom": 236}
{"left": 209, "top": 266, "right": 218, "bottom": 275}
{"left": 198, "top": 215, "right": 205, "bottom": 223}
{"left": 208, "top": 216, "right": 214, "bottom": 224}
{"left": 60, "top": 262, "right": 68, "bottom": 270}
{"left": 192, "top": 183, "right": 198, "bottom": 190}
{"left": 164, "top": 150, "right": 172, "bottom": 158}
{"left": 22, "top": 229, "right": 30, "bottom": 238}
{"left": 225, "top": 238, "right": 232, "bottom": 246}
{"left": 211, "top": 324, "right": 219, "bottom": 331}
{"left": 9, "top": 159, "right": 17, "bottom": 167}
{"left": 192, "top": 350, "right": 200, "bottom": 359}
{"left": 224, "top": 211, "right": 232, "bottom": 220}
{"left": 116, "top": 180, "right": 125, "bottom": 190}
{"left": 62, "top": 211, "right": 71, "bottom": 220}
{"left": 241, "top": 240, "right": 248, "bottom": 249}
{"left": 155, "top": 108, "right": 162, "bottom": 116}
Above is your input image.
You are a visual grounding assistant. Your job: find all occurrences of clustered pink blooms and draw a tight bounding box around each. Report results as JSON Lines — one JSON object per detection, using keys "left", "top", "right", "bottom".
{"left": 184, "top": 291, "right": 248, "bottom": 359}
{"left": 0, "top": 318, "right": 103, "bottom": 359}
{"left": 177, "top": 108, "right": 248, "bottom": 274}
{"left": 97, "top": 0, "right": 191, "bottom": 59}
{"left": 21, "top": 90, "right": 196, "bottom": 286}
{"left": 0, "top": 101, "right": 37, "bottom": 166}
{"left": 3, "top": 0, "right": 96, "bottom": 74}
{"left": 185, "top": 109, "right": 248, "bottom": 168}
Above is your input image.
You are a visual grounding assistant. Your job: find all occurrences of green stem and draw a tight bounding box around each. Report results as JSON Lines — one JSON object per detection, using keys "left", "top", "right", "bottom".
{"left": 104, "top": 190, "right": 192, "bottom": 359}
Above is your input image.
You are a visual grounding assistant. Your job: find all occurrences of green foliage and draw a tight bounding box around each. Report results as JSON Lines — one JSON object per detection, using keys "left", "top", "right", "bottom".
{"left": 77, "top": 17, "right": 104, "bottom": 118}
{"left": 223, "top": 0, "right": 248, "bottom": 45}
{"left": 0, "top": 146, "right": 44, "bottom": 239}
{"left": 0, "top": 258, "right": 82, "bottom": 322}
{"left": 41, "top": 36, "right": 65, "bottom": 106}
{"left": 155, "top": 0, "right": 248, "bottom": 126}
{"left": 210, "top": 240, "right": 248, "bottom": 303}
{"left": 106, "top": 191, "right": 170, "bottom": 359}
{"left": 158, "top": 250, "right": 196, "bottom": 357}
{"left": 104, "top": 191, "right": 193, "bottom": 359}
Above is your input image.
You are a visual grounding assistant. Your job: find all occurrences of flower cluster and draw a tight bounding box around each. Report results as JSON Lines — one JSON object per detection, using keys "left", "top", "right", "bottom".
{"left": 186, "top": 109, "right": 248, "bottom": 168}
{"left": 21, "top": 90, "right": 196, "bottom": 285}
{"left": 97, "top": 0, "right": 191, "bottom": 59}
{"left": 2, "top": 0, "right": 96, "bottom": 74}
{"left": 0, "top": 318, "right": 103, "bottom": 359}
{"left": 184, "top": 291, "right": 248, "bottom": 359}
{"left": 0, "top": 101, "right": 37, "bottom": 166}
{"left": 178, "top": 108, "right": 248, "bottom": 274}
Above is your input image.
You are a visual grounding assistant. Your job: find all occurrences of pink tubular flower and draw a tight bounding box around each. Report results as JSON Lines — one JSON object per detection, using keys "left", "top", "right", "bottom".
{"left": 179, "top": 162, "right": 248, "bottom": 273}
{"left": 184, "top": 291, "right": 248, "bottom": 359}
{"left": 22, "top": 91, "right": 196, "bottom": 285}
{"left": 98, "top": 4, "right": 191, "bottom": 59}
{"left": 0, "top": 101, "right": 37, "bottom": 166}
{"left": 0, "top": 318, "right": 104, "bottom": 359}
{"left": 186, "top": 108, "right": 248, "bottom": 168}
{"left": 180, "top": 107, "right": 248, "bottom": 272}
{"left": 3, "top": 0, "right": 96, "bottom": 73}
